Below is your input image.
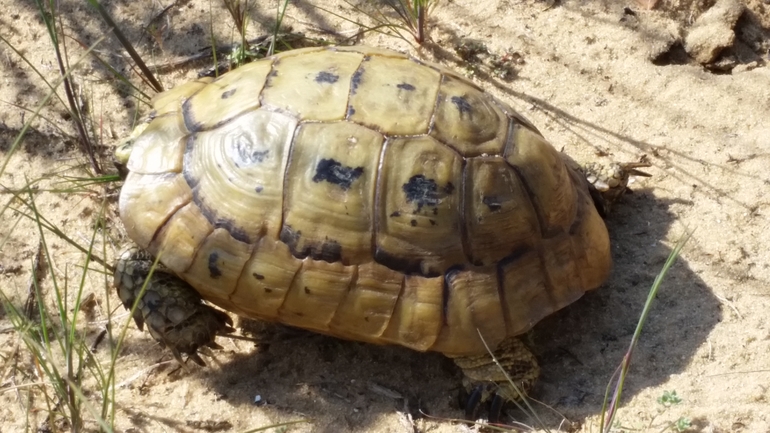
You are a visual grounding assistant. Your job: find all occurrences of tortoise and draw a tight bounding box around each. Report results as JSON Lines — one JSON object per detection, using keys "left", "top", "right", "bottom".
{"left": 113, "top": 45, "right": 649, "bottom": 419}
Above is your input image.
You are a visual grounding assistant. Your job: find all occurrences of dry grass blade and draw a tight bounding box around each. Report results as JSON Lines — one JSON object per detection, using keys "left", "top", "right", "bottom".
{"left": 223, "top": 0, "right": 251, "bottom": 39}
{"left": 33, "top": 0, "right": 102, "bottom": 175}
{"left": 382, "top": 0, "right": 435, "bottom": 43}
{"left": 85, "top": 0, "right": 163, "bottom": 93}
{"left": 312, "top": 0, "right": 438, "bottom": 45}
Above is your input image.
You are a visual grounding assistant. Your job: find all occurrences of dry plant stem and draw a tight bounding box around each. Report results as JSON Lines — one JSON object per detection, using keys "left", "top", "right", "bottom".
{"left": 476, "top": 331, "right": 547, "bottom": 430}
{"left": 416, "top": 2, "right": 425, "bottom": 43}
{"left": 24, "top": 241, "right": 46, "bottom": 319}
{"left": 86, "top": 0, "right": 163, "bottom": 92}
{"left": 601, "top": 228, "right": 694, "bottom": 432}
{"left": 36, "top": 0, "right": 102, "bottom": 175}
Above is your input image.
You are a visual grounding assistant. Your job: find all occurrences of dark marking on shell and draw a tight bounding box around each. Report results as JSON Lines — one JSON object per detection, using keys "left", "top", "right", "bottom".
{"left": 221, "top": 88, "right": 236, "bottom": 99}
{"left": 304, "top": 286, "right": 311, "bottom": 294}
{"left": 190, "top": 186, "right": 251, "bottom": 243}
{"left": 253, "top": 273, "right": 265, "bottom": 280}
{"left": 390, "top": 211, "right": 401, "bottom": 217}
{"left": 181, "top": 98, "right": 202, "bottom": 132}
{"left": 215, "top": 220, "right": 250, "bottom": 244}
{"left": 232, "top": 134, "right": 270, "bottom": 165}
{"left": 402, "top": 175, "right": 454, "bottom": 212}
{"left": 347, "top": 106, "right": 356, "bottom": 117}
{"left": 208, "top": 252, "right": 222, "bottom": 278}
{"left": 429, "top": 219, "right": 436, "bottom": 226}
{"left": 451, "top": 96, "right": 473, "bottom": 116}
{"left": 350, "top": 67, "right": 365, "bottom": 95}
{"left": 374, "top": 247, "right": 439, "bottom": 277}
{"left": 483, "top": 195, "right": 503, "bottom": 212}
{"left": 280, "top": 225, "right": 302, "bottom": 250}
{"left": 317, "top": 241, "right": 343, "bottom": 263}
{"left": 410, "top": 219, "right": 418, "bottom": 227}
{"left": 313, "top": 158, "right": 364, "bottom": 190}
{"left": 255, "top": 185, "right": 264, "bottom": 193}
{"left": 315, "top": 71, "right": 339, "bottom": 84}
{"left": 264, "top": 287, "right": 273, "bottom": 293}
{"left": 280, "top": 226, "right": 344, "bottom": 263}
{"left": 397, "top": 82, "right": 416, "bottom": 91}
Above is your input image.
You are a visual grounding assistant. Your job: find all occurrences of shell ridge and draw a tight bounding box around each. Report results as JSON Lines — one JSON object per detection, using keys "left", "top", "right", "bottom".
{"left": 531, "top": 241, "right": 560, "bottom": 312}
{"left": 278, "top": 120, "right": 302, "bottom": 253}
{"left": 229, "top": 240, "right": 263, "bottom": 306}
{"left": 457, "top": 157, "right": 472, "bottom": 265}
{"left": 143, "top": 174, "right": 194, "bottom": 252}
{"left": 504, "top": 154, "right": 548, "bottom": 238}
{"left": 326, "top": 263, "right": 359, "bottom": 333}
{"left": 382, "top": 272, "right": 408, "bottom": 343}
{"left": 276, "top": 258, "right": 307, "bottom": 319}
{"left": 372, "top": 136, "right": 390, "bottom": 268}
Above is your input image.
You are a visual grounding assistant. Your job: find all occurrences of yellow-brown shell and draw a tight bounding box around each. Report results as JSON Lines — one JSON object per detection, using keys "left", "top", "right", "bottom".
{"left": 119, "top": 46, "right": 610, "bottom": 356}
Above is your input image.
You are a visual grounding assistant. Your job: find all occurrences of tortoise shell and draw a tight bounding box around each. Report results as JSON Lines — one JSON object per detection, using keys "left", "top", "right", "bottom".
{"left": 119, "top": 45, "right": 611, "bottom": 357}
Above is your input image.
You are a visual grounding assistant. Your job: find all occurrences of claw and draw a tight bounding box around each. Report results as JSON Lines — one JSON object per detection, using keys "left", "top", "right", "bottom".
{"left": 488, "top": 394, "right": 504, "bottom": 424}
{"left": 620, "top": 161, "right": 652, "bottom": 178}
{"left": 464, "top": 385, "right": 484, "bottom": 420}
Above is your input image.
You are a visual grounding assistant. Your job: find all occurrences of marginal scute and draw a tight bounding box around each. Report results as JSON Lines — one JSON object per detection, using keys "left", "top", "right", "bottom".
{"left": 150, "top": 201, "right": 213, "bottom": 274}
{"left": 431, "top": 266, "right": 507, "bottom": 356}
{"left": 183, "top": 61, "right": 273, "bottom": 132}
{"left": 347, "top": 56, "right": 441, "bottom": 135}
{"left": 497, "top": 249, "right": 554, "bottom": 336}
{"left": 182, "top": 228, "right": 252, "bottom": 303}
{"left": 329, "top": 263, "right": 403, "bottom": 340}
{"left": 380, "top": 274, "right": 443, "bottom": 351}
{"left": 151, "top": 77, "right": 213, "bottom": 118}
{"left": 568, "top": 187, "right": 611, "bottom": 290}
{"left": 278, "top": 259, "right": 354, "bottom": 332}
{"left": 430, "top": 76, "right": 508, "bottom": 157}
{"left": 119, "top": 172, "right": 192, "bottom": 249}
{"left": 539, "top": 232, "right": 585, "bottom": 311}
{"left": 231, "top": 237, "right": 300, "bottom": 320}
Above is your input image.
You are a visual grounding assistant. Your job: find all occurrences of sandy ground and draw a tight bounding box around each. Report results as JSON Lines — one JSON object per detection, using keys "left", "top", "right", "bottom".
{"left": 1, "top": 0, "right": 769, "bottom": 432}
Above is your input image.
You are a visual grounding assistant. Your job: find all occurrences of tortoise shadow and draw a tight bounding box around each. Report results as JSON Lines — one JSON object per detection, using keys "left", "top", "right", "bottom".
{"left": 185, "top": 188, "right": 719, "bottom": 431}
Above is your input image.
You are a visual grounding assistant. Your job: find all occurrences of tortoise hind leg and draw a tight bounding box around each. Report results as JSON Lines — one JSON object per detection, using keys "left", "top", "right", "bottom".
{"left": 451, "top": 337, "right": 540, "bottom": 421}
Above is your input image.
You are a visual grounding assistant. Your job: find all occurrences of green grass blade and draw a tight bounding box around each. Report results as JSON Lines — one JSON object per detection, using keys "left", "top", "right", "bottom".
{"left": 600, "top": 228, "right": 694, "bottom": 431}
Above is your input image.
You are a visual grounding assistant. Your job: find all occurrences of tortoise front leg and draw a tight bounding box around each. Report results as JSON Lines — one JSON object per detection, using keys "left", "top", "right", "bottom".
{"left": 450, "top": 337, "right": 540, "bottom": 421}
{"left": 114, "top": 248, "right": 235, "bottom": 366}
